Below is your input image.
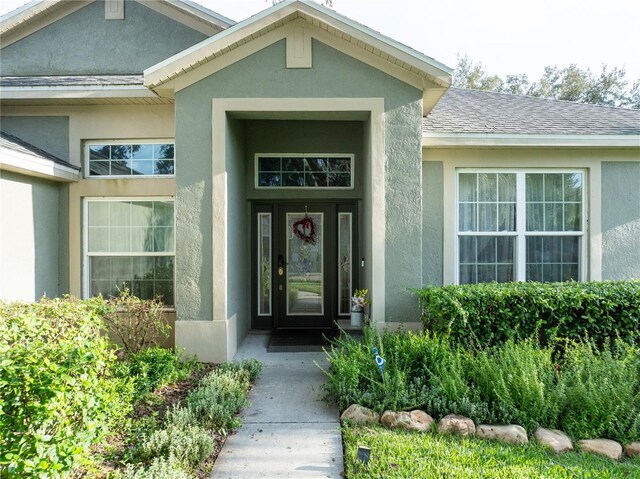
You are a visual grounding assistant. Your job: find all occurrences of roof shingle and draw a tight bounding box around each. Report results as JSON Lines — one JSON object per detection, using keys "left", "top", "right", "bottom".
{"left": 0, "top": 129, "right": 79, "bottom": 170}
{"left": 424, "top": 87, "right": 640, "bottom": 136}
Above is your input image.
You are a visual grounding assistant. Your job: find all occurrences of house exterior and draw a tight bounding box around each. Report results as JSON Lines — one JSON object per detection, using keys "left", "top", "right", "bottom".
{"left": 1, "top": 0, "right": 639, "bottom": 362}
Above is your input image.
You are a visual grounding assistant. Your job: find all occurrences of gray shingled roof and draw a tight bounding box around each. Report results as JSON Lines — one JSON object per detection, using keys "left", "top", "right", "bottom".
{"left": 424, "top": 87, "right": 640, "bottom": 135}
{"left": 0, "top": 75, "right": 143, "bottom": 87}
{"left": 0, "top": 129, "right": 79, "bottom": 169}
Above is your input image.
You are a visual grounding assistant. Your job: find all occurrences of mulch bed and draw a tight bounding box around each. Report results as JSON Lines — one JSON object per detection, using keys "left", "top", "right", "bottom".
{"left": 72, "top": 362, "right": 231, "bottom": 478}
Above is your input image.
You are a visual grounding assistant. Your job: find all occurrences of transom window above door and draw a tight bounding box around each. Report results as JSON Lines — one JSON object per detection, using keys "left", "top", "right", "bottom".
{"left": 86, "top": 141, "right": 175, "bottom": 177}
{"left": 457, "top": 170, "right": 585, "bottom": 284}
{"left": 256, "top": 154, "right": 353, "bottom": 188}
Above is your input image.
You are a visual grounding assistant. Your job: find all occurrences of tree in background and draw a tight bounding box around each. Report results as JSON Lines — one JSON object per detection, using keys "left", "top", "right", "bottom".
{"left": 453, "top": 54, "right": 640, "bottom": 109}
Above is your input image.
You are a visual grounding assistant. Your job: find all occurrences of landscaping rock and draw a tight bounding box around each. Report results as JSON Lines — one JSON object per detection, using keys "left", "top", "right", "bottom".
{"left": 438, "top": 414, "right": 476, "bottom": 436}
{"left": 625, "top": 442, "right": 640, "bottom": 457}
{"left": 534, "top": 427, "right": 573, "bottom": 453}
{"left": 341, "top": 404, "right": 380, "bottom": 425}
{"left": 477, "top": 424, "right": 528, "bottom": 445}
{"left": 578, "top": 439, "right": 622, "bottom": 461}
{"left": 380, "top": 410, "right": 433, "bottom": 432}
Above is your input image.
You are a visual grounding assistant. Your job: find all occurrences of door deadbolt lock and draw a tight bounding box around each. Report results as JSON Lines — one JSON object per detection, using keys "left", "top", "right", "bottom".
{"left": 278, "top": 266, "right": 284, "bottom": 276}
{"left": 277, "top": 254, "right": 286, "bottom": 277}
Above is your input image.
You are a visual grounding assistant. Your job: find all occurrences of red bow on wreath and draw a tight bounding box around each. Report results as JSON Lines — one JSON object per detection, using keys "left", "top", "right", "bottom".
{"left": 293, "top": 215, "right": 316, "bottom": 244}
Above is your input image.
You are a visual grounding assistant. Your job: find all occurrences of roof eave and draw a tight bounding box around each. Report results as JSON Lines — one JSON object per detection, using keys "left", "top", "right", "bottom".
{"left": 0, "top": 146, "right": 81, "bottom": 182}
{"left": 1, "top": 85, "right": 158, "bottom": 99}
{"left": 422, "top": 133, "right": 640, "bottom": 148}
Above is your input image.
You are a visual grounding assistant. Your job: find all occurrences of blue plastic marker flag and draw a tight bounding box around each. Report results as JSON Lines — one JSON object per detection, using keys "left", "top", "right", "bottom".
{"left": 373, "top": 347, "right": 385, "bottom": 378}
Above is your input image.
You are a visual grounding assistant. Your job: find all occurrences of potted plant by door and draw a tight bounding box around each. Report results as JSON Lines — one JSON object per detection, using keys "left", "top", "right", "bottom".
{"left": 351, "top": 289, "right": 370, "bottom": 327}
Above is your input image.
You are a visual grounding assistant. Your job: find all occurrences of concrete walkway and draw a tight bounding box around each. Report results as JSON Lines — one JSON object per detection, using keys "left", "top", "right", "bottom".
{"left": 210, "top": 332, "right": 343, "bottom": 479}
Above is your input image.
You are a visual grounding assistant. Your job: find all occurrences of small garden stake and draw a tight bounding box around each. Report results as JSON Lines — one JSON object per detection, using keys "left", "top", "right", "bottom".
{"left": 373, "top": 347, "right": 385, "bottom": 380}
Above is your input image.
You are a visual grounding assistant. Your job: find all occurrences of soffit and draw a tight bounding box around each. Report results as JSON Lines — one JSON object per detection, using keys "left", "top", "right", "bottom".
{"left": 144, "top": 0, "right": 452, "bottom": 92}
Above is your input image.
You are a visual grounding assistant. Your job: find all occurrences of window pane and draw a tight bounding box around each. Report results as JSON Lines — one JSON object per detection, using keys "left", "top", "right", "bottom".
{"left": 132, "top": 160, "right": 154, "bottom": 176}
{"left": 477, "top": 236, "right": 496, "bottom": 263}
{"left": 478, "top": 203, "right": 497, "bottom": 231}
{"left": 459, "top": 236, "right": 514, "bottom": 284}
{"left": 526, "top": 174, "right": 544, "bottom": 202}
{"left": 459, "top": 174, "right": 477, "bottom": 202}
{"left": 132, "top": 144, "right": 153, "bottom": 159}
{"left": 526, "top": 236, "right": 580, "bottom": 283}
{"left": 154, "top": 144, "right": 174, "bottom": 160}
{"left": 131, "top": 202, "right": 153, "bottom": 226}
{"left": 338, "top": 213, "right": 352, "bottom": 316}
{"left": 90, "top": 256, "right": 173, "bottom": 305}
{"left": 544, "top": 174, "right": 563, "bottom": 201}
{"left": 564, "top": 203, "right": 582, "bottom": 231}
{"left": 498, "top": 174, "right": 516, "bottom": 202}
{"left": 459, "top": 204, "right": 477, "bottom": 232}
{"left": 257, "top": 155, "right": 352, "bottom": 188}
{"left": 564, "top": 173, "right": 583, "bottom": 202}
{"left": 283, "top": 173, "right": 305, "bottom": 187}
{"left": 544, "top": 203, "right": 563, "bottom": 231}
{"left": 153, "top": 202, "right": 174, "bottom": 228}
{"left": 498, "top": 203, "right": 516, "bottom": 231}
{"left": 110, "top": 227, "right": 130, "bottom": 252}
{"left": 259, "top": 157, "right": 280, "bottom": 171}
{"left": 329, "top": 158, "right": 351, "bottom": 172}
{"left": 110, "top": 202, "right": 130, "bottom": 227}
{"left": 478, "top": 174, "right": 497, "bottom": 201}
{"left": 89, "top": 145, "right": 110, "bottom": 160}
{"left": 88, "top": 143, "right": 174, "bottom": 177}
{"left": 155, "top": 159, "right": 175, "bottom": 175}
{"left": 258, "top": 213, "right": 272, "bottom": 316}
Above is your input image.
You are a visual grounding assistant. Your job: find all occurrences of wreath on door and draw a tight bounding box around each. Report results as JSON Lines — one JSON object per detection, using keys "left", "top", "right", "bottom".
{"left": 293, "top": 215, "right": 316, "bottom": 245}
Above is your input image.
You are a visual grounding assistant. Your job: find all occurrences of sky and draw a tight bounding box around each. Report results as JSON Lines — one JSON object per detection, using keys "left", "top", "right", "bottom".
{"left": 1, "top": 0, "right": 639, "bottom": 82}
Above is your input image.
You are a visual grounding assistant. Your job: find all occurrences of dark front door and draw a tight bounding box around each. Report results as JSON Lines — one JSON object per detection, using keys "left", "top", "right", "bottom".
{"left": 252, "top": 202, "right": 357, "bottom": 330}
{"left": 276, "top": 204, "right": 334, "bottom": 329}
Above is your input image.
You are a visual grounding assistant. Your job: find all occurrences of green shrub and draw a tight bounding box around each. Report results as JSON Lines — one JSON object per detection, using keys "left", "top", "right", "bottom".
{"left": 119, "top": 457, "right": 191, "bottom": 479}
{"left": 555, "top": 340, "right": 640, "bottom": 443}
{"left": 0, "top": 297, "right": 133, "bottom": 477}
{"left": 165, "top": 405, "right": 198, "bottom": 430}
{"left": 186, "top": 370, "right": 249, "bottom": 433}
{"left": 216, "top": 358, "right": 263, "bottom": 383}
{"left": 137, "top": 424, "right": 213, "bottom": 471}
{"left": 103, "top": 288, "right": 170, "bottom": 354}
{"left": 467, "top": 340, "right": 559, "bottom": 430}
{"left": 116, "top": 347, "right": 195, "bottom": 398}
{"left": 325, "top": 328, "right": 640, "bottom": 443}
{"left": 415, "top": 281, "right": 640, "bottom": 348}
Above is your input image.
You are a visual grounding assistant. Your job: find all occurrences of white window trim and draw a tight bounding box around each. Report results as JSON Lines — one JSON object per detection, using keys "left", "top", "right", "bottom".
{"left": 82, "top": 197, "right": 177, "bottom": 304}
{"left": 254, "top": 153, "right": 355, "bottom": 190}
{"left": 454, "top": 168, "right": 588, "bottom": 284}
{"left": 84, "top": 139, "right": 176, "bottom": 179}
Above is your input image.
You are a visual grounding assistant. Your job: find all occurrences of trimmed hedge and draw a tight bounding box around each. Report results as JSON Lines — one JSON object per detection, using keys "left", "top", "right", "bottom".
{"left": 0, "top": 297, "right": 132, "bottom": 477}
{"left": 416, "top": 281, "right": 640, "bottom": 348}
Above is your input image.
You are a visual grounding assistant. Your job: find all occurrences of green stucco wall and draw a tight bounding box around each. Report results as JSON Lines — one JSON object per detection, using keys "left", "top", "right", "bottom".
{"left": 0, "top": 171, "right": 61, "bottom": 301}
{"left": 226, "top": 118, "right": 250, "bottom": 344}
{"left": 0, "top": 0, "right": 207, "bottom": 75}
{"left": 1, "top": 116, "right": 70, "bottom": 161}
{"left": 601, "top": 161, "right": 640, "bottom": 279}
{"left": 422, "top": 161, "right": 443, "bottom": 286}
{"left": 245, "top": 119, "right": 364, "bottom": 201}
{"left": 175, "top": 38, "right": 423, "bottom": 323}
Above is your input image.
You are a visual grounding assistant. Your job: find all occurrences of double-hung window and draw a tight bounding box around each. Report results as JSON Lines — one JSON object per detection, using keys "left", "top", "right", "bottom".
{"left": 457, "top": 170, "right": 585, "bottom": 284}
{"left": 84, "top": 199, "right": 175, "bottom": 305}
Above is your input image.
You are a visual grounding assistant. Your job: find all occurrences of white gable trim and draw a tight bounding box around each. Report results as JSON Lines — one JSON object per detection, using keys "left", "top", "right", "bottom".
{"left": 423, "top": 132, "right": 640, "bottom": 148}
{"left": 144, "top": 0, "right": 452, "bottom": 90}
{"left": 0, "top": 0, "right": 234, "bottom": 47}
{"left": 0, "top": 146, "right": 80, "bottom": 182}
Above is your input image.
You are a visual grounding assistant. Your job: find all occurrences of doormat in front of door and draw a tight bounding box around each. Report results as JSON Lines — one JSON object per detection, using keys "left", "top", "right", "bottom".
{"left": 267, "top": 330, "right": 336, "bottom": 353}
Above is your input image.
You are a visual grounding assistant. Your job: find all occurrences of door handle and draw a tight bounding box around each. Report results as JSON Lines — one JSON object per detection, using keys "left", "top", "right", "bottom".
{"left": 278, "top": 254, "right": 286, "bottom": 276}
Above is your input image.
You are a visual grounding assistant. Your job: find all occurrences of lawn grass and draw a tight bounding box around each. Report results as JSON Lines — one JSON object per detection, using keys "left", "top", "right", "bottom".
{"left": 343, "top": 425, "right": 640, "bottom": 479}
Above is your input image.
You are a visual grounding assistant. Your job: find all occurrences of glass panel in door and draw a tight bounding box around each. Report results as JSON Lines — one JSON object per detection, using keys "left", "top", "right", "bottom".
{"left": 286, "top": 212, "right": 324, "bottom": 315}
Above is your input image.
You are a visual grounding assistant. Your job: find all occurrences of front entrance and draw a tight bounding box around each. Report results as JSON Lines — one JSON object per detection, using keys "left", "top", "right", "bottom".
{"left": 252, "top": 202, "right": 357, "bottom": 330}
